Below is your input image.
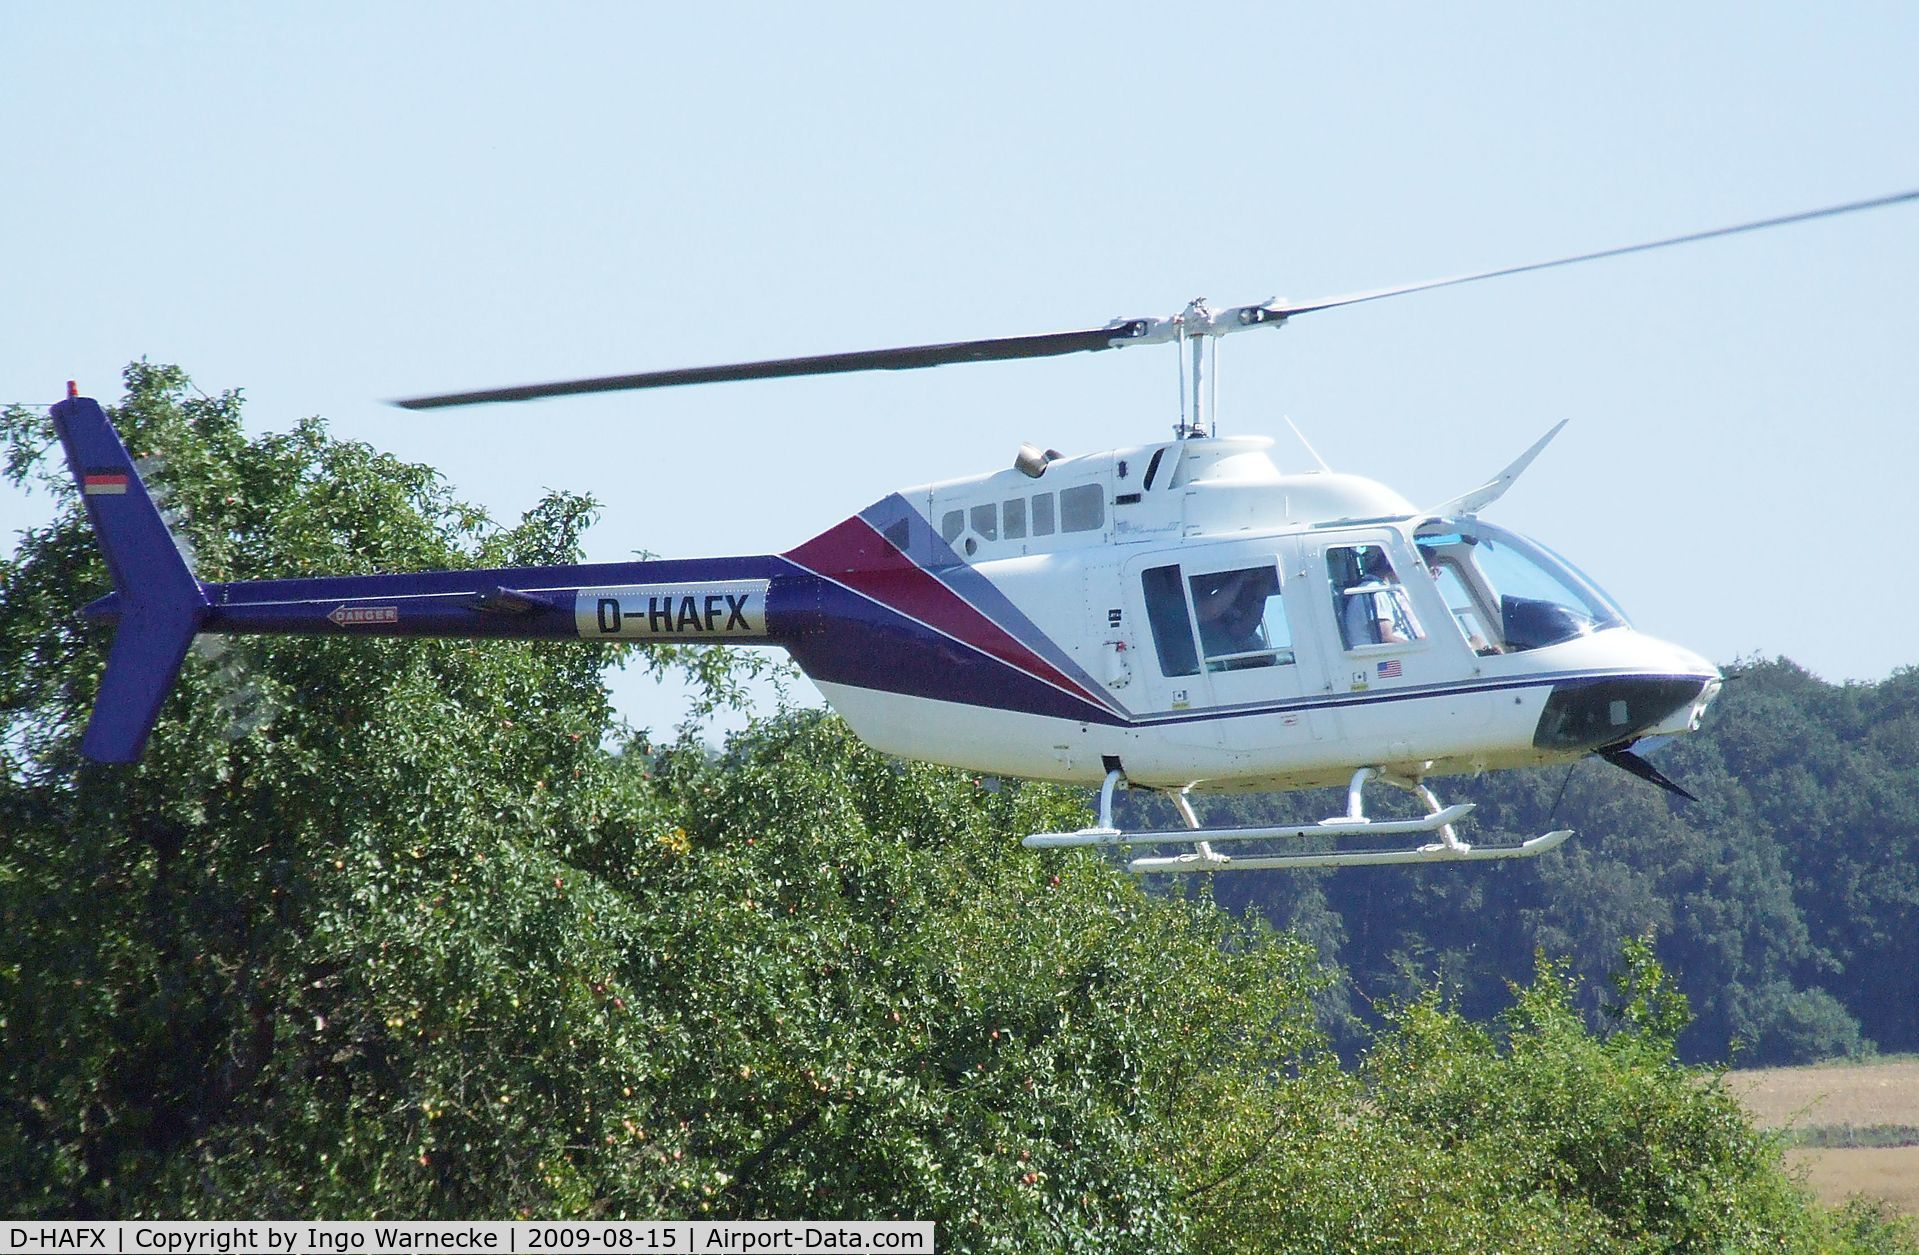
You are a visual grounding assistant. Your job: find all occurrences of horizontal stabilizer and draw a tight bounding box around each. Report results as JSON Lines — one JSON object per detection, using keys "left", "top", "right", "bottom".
{"left": 469, "top": 585, "right": 554, "bottom": 615}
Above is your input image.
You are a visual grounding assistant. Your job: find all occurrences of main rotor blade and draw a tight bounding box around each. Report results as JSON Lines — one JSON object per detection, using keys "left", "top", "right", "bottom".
{"left": 1269, "top": 187, "right": 1919, "bottom": 318}
{"left": 396, "top": 187, "right": 1917, "bottom": 409}
{"left": 393, "top": 321, "right": 1154, "bottom": 409}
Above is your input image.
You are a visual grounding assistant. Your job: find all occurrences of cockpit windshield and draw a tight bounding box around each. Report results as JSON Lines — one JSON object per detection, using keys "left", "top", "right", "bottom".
{"left": 1415, "top": 518, "right": 1627, "bottom": 654}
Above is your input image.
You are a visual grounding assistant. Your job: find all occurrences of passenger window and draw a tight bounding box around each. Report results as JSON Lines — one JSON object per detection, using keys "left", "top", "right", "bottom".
{"left": 1141, "top": 565, "right": 1199, "bottom": 677}
{"left": 1003, "top": 497, "right": 1027, "bottom": 540}
{"left": 971, "top": 503, "right": 998, "bottom": 541}
{"left": 1187, "top": 564, "right": 1291, "bottom": 671}
{"left": 1032, "top": 493, "right": 1055, "bottom": 536}
{"left": 940, "top": 510, "right": 964, "bottom": 544}
{"left": 1060, "top": 483, "right": 1104, "bottom": 533}
{"left": 1328, "top": 545, "right": 1424, "bottom": 650}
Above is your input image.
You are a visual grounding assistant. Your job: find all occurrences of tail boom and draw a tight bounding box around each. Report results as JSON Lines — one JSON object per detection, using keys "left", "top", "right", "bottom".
{"left": 198, "top": 558, "right": 788, "bottom": 643}
{"left": 52, "top": 392, "right": 798, "bottom": 762}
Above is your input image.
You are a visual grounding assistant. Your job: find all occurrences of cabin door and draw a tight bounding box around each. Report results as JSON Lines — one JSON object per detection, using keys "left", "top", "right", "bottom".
{"left": 1123, "top": 539, "right": 1327, "bottom": 752}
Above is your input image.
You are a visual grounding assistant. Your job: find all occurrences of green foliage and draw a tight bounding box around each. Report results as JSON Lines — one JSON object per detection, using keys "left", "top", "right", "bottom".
{"left": 1834, "top": 1201, "right": 1919, "bottom": 1255}
{"left": 2, "top": 366, "right": 1913, "bottom": 1251}
{"left": 1, "top": 363, "right": 623, "bottom": 1216}
{"left": 1203, "top": 658, "right": 1917, "bottom": 1068}
{"left": 1368, "top": 953, "right": 1809, "bottom": 1249}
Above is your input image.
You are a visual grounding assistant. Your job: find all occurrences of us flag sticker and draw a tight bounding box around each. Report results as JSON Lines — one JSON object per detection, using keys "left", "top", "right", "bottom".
{"left": 1376, "top": 659, "right": 1403, "bottom": 679}
{"left": 82, "top": 472, "right": 129, "bottom": 495}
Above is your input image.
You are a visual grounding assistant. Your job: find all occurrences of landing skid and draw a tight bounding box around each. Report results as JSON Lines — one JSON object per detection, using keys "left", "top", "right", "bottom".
{"left": 1023, "top": 767, "right": 1573, "bottom": 873}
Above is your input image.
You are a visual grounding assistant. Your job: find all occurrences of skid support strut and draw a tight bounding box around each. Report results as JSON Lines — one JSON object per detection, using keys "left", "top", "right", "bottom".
{"left": 1023, "top": 765, "right": 1571, "bottom": 872}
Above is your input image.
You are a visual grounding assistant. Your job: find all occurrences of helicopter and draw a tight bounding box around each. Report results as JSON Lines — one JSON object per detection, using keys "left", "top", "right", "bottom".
{"left": 52, "top": 189, "right": 1917, "bottom": 872}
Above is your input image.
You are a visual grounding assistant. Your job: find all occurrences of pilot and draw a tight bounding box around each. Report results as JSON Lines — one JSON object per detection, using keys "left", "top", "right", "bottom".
{"left": 1342, "top": 549, "right": 1410, "bottom": 648}
{"left": 1194, "top": 568, "right": 1273, "bottom": 666}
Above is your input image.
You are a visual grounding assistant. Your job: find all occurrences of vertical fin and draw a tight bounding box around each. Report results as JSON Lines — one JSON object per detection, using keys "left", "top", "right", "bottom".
{"left": 50, "top": 395, "right": 210, "bottom": 762}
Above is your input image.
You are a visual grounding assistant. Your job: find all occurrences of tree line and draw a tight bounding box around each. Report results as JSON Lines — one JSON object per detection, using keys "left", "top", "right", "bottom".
{"left": 1168, "top": 654, "right": 1918, "bottom": 1068}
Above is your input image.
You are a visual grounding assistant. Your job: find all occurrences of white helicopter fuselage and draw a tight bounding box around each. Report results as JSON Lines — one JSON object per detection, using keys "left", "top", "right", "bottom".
{"left": 68, "top": 185, "right": 1916, "bottom": 866}
{"left": 343, "top": 189, "right": 1910, "bottom": 864}
{"left": 800, "top": 433, "right": 1720, "bottom": 793}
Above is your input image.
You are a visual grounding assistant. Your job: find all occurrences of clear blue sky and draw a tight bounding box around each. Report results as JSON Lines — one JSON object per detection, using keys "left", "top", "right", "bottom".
{"left": 5, "top": 5, "right": 1915, "bottom": 735}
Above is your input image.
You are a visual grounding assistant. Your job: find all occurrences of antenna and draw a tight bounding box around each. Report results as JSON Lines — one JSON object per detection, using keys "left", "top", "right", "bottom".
{"left": 1284, "top": 416, "right": 1334, "bottom": 472}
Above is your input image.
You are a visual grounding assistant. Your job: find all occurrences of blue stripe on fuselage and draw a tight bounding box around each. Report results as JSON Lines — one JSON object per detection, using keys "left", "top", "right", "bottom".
{"left": 856, "top": 494, "right": 1123, "bottom": 714}
{"left": 778, "top": 562, "right": 1124, "bottom": 725}
{"left": 1125, "top": 668, "right": 1713, "bottom": 728}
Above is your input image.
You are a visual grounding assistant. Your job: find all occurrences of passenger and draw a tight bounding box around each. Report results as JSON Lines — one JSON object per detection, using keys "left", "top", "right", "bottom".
{"left": 1341, "top": 549, "right": 1410, "bottom": 647}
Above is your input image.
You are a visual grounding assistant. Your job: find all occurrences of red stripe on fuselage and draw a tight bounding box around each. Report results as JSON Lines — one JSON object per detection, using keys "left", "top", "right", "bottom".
{"left": 784, "top": 516, "right": 1112, "bottom": 712}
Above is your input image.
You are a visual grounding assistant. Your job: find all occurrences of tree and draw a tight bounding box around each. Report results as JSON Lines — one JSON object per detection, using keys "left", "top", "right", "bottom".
{"left": 1215, "top": 659, "right": 1919, "bottom": 1065}
{"left": 0, "top": 365, "right": 1332, "bottom": 1241}
{"left": 2, "top": 366, "right": 1909, "bottom": 1252}
{"left": 2, "top": 363, "right": 628, "bottom": 1214}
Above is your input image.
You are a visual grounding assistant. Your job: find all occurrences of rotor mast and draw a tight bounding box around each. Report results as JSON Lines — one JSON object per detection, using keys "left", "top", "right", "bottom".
{"left": 1167, "top": 297, "right": 1285, "bottom": 438}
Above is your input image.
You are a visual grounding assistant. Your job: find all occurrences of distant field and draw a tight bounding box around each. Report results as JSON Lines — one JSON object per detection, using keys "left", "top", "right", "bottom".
{"left": 1729, "top": 1059, "right": 1919, "bottom": 1215}
{"left": 1785, "top": 1147, "right": 1919, "bottom": 1217}
{"left": 1730, "top": 1058, "right": 1919, "bottom": 1129}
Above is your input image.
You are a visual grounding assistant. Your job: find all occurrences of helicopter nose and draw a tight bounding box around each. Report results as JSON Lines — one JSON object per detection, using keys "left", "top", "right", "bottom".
{"left": 1640, "top": 642, "right": 1722, "bottom": 738}
{"left": 1531, "top": 637, "right": 1720, "bottom": 753}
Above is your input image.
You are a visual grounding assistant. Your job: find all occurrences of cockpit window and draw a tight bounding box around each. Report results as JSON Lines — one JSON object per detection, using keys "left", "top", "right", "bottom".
{"left": 1416, "top": 518, "right": 1626, "bottom": 653}
{"left": 1426, "top": 558, "right": 1499, "bottom": 655}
